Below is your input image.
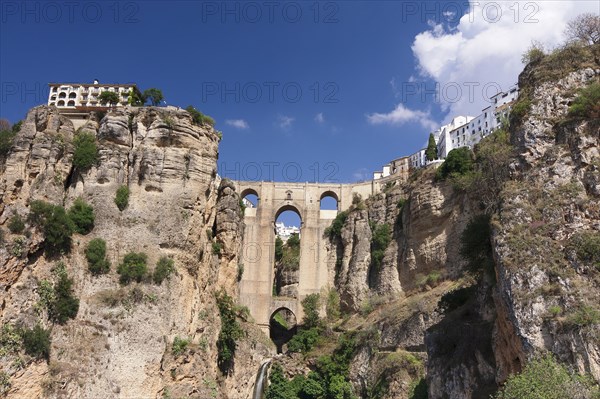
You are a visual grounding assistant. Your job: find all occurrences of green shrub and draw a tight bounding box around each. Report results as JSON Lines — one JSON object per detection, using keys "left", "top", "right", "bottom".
{"left": 280, "top": 233, "right": 300, "bottom": 271}
{"left": 0, "top": 371, "right": 10, "bottom": 395}
{"left": 185, "top": 105, "right": 216, "bottom": 127}
{"left": 415, "top": 271, "right": 443, "bottom": 289}
{"left": 49, "top": 271, "right": 79, "bottom": 324}
{"left": 325, "top": 211, "right": 348, "bottom": 240}
{"left": 28, "top": 200, "right": 54, "bottom": 226}
{"left": 521, "top": 43, "right": 545, "bottom": 65}
{"left": 172, "top": 336, "right": 189, "bottom": 357}
{"left": 493, "top": 354, "right": 599, "bottom": 399}
{"left": 568, "top": 82, "right": 600, "bottom": 119}
{"left": 117, "top": 252, "right": 148, "bottom": 284}
{"left": 567, "top": 305, "right": 600, "bottom": 327}
{"left": 67, "top": 198, "right": 95, "bottom": 234}
{"left": 371, "top": 224, "right": 392, "bottom": 271}
{"left": 216, "top": 290, "right": 244, "bottom": 374}
{"left": 72, "top": 131, "right": 98, "bottom": 170}
{"left": 301, "top": 293, "right": 322, "bottom": 329}
{"left": 325, "top": 289, "right": 341, "bottom": 322}
{"left": 510, "top": 98, "right": 532, "bottom": 123}
{"left": 212, "top": 242, "right": 222, "bottom": 255}
{"left": 0, "top": 129, "right": 16, "bottom": 157}
{"left": 115, "top": 185, "right": 130, "bottom": 211}
{"left": 44, "top": 205, "right": 75, "bottom": 255}
{"left": 153, "top": 256, "right": 175, "bottom": 285}
{"left": 436, "top": 147, "right": 474, "bottom": 180}
{"left": 569, "top": 231, "right": 600, "bottom": 270}
{"left": 8, "top": 213, "right": 25, "bottom": 234}
{"left": 287, "top": 327, "right": 322, "bottom": 353}
{"left": 20, "top": 324, "right": 51, "bottom": 360}
{"left": 0, "top": 324, "right": 22, "bottom": 357}
{"left": 85, "top": 238, "right": 110, "bottom": 275}
{"left": 548, "top": 305, "right": 562, "bottom": 317}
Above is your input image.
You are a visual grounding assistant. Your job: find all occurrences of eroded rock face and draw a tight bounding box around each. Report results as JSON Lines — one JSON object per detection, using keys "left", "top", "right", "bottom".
{"left": 0, "top": 106, "right": 270, "bottom": 399}
{"left": 492, "top": 67, "right": 600, "bottom": 383}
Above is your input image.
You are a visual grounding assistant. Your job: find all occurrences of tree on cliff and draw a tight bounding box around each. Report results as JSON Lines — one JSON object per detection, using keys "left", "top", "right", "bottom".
{"left": 98, "top": 91, "right": 120, "bottom": 106}
{"left": 425, "top": 133, "right": 438, "bottom": 161}
{"left": 143, "top": 88, "right": 164, "bottom": 106}
{"left": 565, "top": 13, "right": 600, "bottom": 45}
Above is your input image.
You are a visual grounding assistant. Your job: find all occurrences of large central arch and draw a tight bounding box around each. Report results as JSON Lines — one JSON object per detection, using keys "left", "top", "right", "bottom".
{"left": 235, "top": 180, "right": 378, "bottom": 332}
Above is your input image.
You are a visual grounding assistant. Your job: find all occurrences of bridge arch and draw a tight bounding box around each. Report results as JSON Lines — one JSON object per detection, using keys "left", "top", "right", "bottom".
{"left": 274, "top": 203, "right": 303, "bottom": 224}
{"left": 269, "top": 307, "right": 298, "bottom": 353}
{"left": 241, "top": 188, "right": 259, "bottom": 208}
{"left": 320, "top": 190, "right": 339, "bottom": 210}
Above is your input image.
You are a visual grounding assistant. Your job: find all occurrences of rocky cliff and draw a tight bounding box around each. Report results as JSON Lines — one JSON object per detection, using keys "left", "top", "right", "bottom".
{"left": 281, "top": 46, "right": 599, "bottom": 399}
{"left": 0, "top": 105, "right": 271, "bottom": 398}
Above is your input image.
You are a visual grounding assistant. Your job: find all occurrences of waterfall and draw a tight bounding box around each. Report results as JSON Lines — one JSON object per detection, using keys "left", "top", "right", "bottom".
{"left": 252, "top": 359, "right": 272, "bottom": 399}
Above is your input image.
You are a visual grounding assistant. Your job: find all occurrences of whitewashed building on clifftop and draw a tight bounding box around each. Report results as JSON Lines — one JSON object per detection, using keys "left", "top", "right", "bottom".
{"left": 373, "top": 85, "right": 519, "bottom": 181}
{"left": 48, "top": 80, "right": 141, "bottom": 110}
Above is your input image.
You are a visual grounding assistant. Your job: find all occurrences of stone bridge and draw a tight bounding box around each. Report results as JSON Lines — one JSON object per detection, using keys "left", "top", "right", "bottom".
{"left": 233, "top": 180, "right": 382, "bottom": 332}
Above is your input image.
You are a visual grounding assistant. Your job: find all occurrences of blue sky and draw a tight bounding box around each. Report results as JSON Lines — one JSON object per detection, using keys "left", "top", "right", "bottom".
{"left": 1, "top": 1, "right": 597, "bottom": 186}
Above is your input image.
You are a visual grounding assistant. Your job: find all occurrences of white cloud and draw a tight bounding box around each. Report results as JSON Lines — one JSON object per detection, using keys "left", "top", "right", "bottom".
{"left": 411, "top": 0, "right": 598, "bottom": 119}
{"left": 314, "top": 112, "right": 325, "bottom": 124}
{"left": 276, "top": 115, "right": 295, "bottom": 129}
{"left": 366, "top": 103, "right": 438, "bottom": 130}
{"left": 225, "top": 119, "right": 249, "bottom": 129}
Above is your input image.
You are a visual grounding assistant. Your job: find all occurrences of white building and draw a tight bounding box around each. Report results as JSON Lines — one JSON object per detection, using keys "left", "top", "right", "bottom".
{"left": 48, "top": 80, "right": 141, "bottom": 109}
{"left": 436, "top": 115, "right": 475, "bottom": 159}
{"left": 371, "top": 85, "right": 519, "bottom": 182}
{"left": 275, "top": 222, "right": 300, "bottom": 242}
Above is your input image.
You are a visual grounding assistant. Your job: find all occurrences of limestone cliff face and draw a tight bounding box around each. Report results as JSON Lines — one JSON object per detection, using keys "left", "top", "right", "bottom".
{"left": 0, "top": 106, "right": 269, "bottom": 399}
{"left": 492, "top": 66, "right": 600, "bottom": 383}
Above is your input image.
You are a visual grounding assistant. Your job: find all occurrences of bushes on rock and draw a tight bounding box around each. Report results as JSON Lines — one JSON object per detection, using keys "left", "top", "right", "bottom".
{"left": 569, "top": 230, "right": 600, "bottom": 270}
{"left": 117, "top": 252, "right": 148, "bottom": 284}
{"left": 268, "top": 332, "right": 358, "bottom": 399}
{"left": 43, "top": 205, "right": 75, "bottom": 255}
{"left": 172, "top": 336, "right": 189, "bottom": 357}
{"left": 67, "top": 198, "right": 95, "bottom": 234}
{"left": 85, "top": 238, "right": 110, "bottom": 275}
{"left": 212, "top": 242, "right": 222, "bottom": 255}
{"left": 370, "top": 224, "right": 392, "bottom": 271}
{"left": 185, "top": 105, "right": 216, "bottom": 127}
{"left": 436, "top": 147, "right": 474, "bottom": 180}
{"left": 7, "top": 213, "right": 25, "bottom": 234}
{"left": 19, "top": 324, "right": 51, "bottom": 360}
{"left": 568, "top": 81, "right": 600, "bottom": 119}
{"left": 153, "top": 256, "right": 174, "bottom": 285}
{"left": 493, "top": 354, "right": 599, "bottom": 399}
{"left": 325, "top": 211, "right": 348, "bottom": 240}
{"left": 49, "top": 269, "right": 80, "bottom": 324}
{"left": 72, "top": 131, "right": 98, "bottom": 171}
{"left": 216, "top": 290, "right": 244, "bottom": 374}
{"left": 287, "top": 294, "right": 323, "bottom": 354}
{"left": 115, "top": 185, "right": 130, "bottom": 211}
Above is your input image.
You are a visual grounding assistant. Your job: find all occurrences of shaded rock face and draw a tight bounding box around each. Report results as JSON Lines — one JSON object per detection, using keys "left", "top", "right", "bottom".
{"left": 0, "top": 106, "right": 270, "bottom": 399}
